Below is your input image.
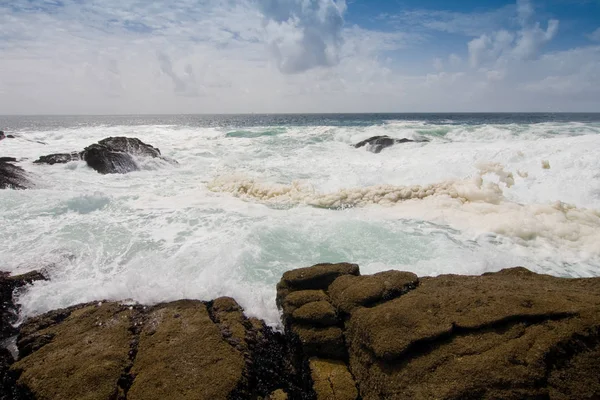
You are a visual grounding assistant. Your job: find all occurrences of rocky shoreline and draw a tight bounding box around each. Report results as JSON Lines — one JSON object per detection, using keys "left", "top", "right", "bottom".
{"left": 1, "top": 263, "right": 599, "bottom": 399}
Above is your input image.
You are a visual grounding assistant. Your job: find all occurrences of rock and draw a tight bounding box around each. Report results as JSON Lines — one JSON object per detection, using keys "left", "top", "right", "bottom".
{"left": 9, "top": 298, "right": 310, "bottom": 400}
{"left": 0, "top": 157, "right": 17, "bottom": 163}
{"left": 6, "top": 135, "right": 15, "bottom": 139}
{"left": 80, "top": 137, "right": 162, "bottom": 174}
{"left": 354, "top": 136, "right": 426, "bottom": 153}
{"left": 309, "top": 358, "right": 358, "bottom": 400}
{"left": 277, "top": 263, "right": 359, "bottom": 361}
{"left": 267, "top": 388, "right": 289, "bottom": 400}
{"left": 277, "top": 263, "right": 359, "bottom": 305}
{"left": 0, "top": 271, "right": 46, "bottom": 341}
{"left": 292, "top": 301, "right": 338, "bottom": 326}
{"left": 11, "top": 302, "right": 135, "bottom": 400}
{"left": 282, "top": 290, "right": 329, "bottom": 316}
{"left": 34, "top": 152, "right": 81, "bottom": 165}
{"left": 0, "top": 161, "right": 30, "bottom": 190}
{"left": 328, "top": 271, "right": 418, "bottom": 314}
{"left": 128, "top": 300, "right": 245, "bottom": 400}
{"left": 344, "top": 267, "right": 600, "bottom": 399}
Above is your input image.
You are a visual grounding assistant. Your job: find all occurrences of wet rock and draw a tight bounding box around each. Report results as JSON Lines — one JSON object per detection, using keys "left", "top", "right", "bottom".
{"left": 0, "top": 271, "right": 46, "bottom": 341}
{"left": 34, "top": 152, "right": 81, "bottom": 165}
{"left": 309, "top": 358, "right": 358, "bottom": 400}
{"left": 345, "top": 267, "right": 600, "bottom": 399}
{"left": 0, "top": 157, "right": 17, "bottom": 163}
{"left": 0, "top": 161, "right": 30, "bottom": 190}
{"left": 354, "top": 136, "right": 426, "bottom": 153}
{"left": 80, "top": 137, "right": 162, "bottom": 174}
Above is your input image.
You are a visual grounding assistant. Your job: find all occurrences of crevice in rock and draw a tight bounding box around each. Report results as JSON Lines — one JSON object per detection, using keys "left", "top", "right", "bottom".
{"left": 540, "top": 325, "right": 600, "bottom": 388}
{"left": 373, "top": 312, "right": 577, "bottom": 364}
{"left": 116, "top": 305, "right": 146, "bottom": 400}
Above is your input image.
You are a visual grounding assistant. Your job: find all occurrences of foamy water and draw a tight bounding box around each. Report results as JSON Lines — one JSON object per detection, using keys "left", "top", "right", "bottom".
{"left": 1, "top": 114, "right": 600, "bottom": 326}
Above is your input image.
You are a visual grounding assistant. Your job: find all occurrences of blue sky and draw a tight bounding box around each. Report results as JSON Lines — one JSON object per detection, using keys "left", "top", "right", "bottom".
{"left": 0, "top": 0, "right": 599, "bottom": 114}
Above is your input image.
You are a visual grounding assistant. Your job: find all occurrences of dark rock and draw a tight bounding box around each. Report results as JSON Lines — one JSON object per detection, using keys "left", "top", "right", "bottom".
{"left": 0, "top": 161, "right": 31, "bottom": 190}
{"left": 1, "top": 271, "right": 46, "bottom": 342}
{"left": 344, "top": 267, "right": 600, "bottom": 399}
{"left": 80, "top": 137, "right": 163, "bottom": 174}
{"left": 7, "top": 135, "right": 15, "bottom": 139}
{"left": 34, "top": 152, "right": 81, "bottom": 165}
{"left": 354, "top": 135, "right": 427, "bottom": 153}
{"left": 0, "top": 158, "right": 17, "bottom": 163}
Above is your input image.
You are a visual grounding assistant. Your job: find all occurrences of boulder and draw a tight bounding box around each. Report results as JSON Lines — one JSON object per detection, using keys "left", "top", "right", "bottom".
{"left": 344, "top": 267, "right": 600, "bottom": 399}
{"left": 80, "top": 137, "right": 163, "bottom": 174}
{"left": 0, "top": 158, "right": 17, "bottom": 163}
{"left": 354, "top": 135, "right": 427, "bottom": 153}
{"left": 34, "top": 152, "right": 81, "bottom": 165}
{"left": 8, "top": 298, "right": 307, "bottom": 399}
{"left": 0, "top": 161, "right": 30, "bottom": 190}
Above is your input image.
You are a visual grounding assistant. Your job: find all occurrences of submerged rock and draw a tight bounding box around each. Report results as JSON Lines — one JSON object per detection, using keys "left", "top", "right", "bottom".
{"left": 34, "top": 152, "right": 81, "bottom": 165}
{"left": 0, "top": 161, "right": 30, "bottom": 190}
{"left": 354, "top": 135, "right": 427, "bottom": 153}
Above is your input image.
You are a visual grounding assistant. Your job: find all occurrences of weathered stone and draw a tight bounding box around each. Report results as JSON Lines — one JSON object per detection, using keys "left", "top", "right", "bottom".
{"left": 281, "top": 290, "right": 329, "bottom": 316}
{"left": 267, "top": 388, "right": 289, "bottom": 400}
{"left": 127, "top": 300, "right": 245, "bottom": 400}
{"left": 11, "top": 303, "right": 134, "bottom": 400}
{"left": 34, "top": 152, "right": 81, "bottom": 165}
{"left": 80, "top": 137, "right": 162, "bottom": 174}
{"left": 354, "top": 136, "right": 427, "bottom": 153}
{"left": 1, "top": 271, "right": 47, "bottom": 341}
{"left": 0, "top": 161, "right": 30, "bottom": 190}
{"left": 345, "top": 267, "right": 600, "bottom": 400}
{"left": 210, "top": 296, "right": 250, "bottom": 353}
{"left": 309, "top": 358, "right": 358, "bottom": 400}
{"left": 292, "top": 325, "right": 346, "bottom": 359}
{"left": 292, "top": 301, "right": 338, "bottom": 326}
{"left": 277, "top": 263, "right": 359, "bottom": 297}
{"left": 329, "top": 271, "right": 418, "bottom": 314}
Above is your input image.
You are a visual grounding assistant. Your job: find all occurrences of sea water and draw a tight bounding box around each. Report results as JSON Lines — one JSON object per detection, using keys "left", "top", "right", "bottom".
{"left": 1, "top": 113, "right": 599, "bottom": 326}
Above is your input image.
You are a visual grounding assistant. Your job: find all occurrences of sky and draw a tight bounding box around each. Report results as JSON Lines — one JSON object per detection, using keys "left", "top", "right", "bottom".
{"left": 0, "top": 0, "right": 599, "bottom": 114}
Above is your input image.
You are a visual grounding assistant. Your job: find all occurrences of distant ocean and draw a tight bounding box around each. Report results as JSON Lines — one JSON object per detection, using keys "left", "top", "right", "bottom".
{"left": 2, "top": 113, "right": 600, "bottom": 326}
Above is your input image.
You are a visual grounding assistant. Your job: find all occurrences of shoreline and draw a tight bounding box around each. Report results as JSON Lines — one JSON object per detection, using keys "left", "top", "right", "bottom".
{"left": 2, "top": 263, "right": 599, "bottom": 399}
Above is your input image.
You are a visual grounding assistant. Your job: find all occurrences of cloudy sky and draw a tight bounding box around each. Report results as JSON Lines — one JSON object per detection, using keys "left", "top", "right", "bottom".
{"left": 1, "top": 0, "right": 599, "bottom": 114}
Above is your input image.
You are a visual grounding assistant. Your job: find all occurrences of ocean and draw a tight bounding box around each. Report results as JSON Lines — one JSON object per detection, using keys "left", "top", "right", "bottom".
{"left": 1, "top": 113, "right": 600, "bottom": 326}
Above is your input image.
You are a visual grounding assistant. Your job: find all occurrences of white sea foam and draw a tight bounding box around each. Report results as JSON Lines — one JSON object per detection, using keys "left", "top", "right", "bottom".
{"left": 1, "top": 118, "right": 600, "bottom": 326}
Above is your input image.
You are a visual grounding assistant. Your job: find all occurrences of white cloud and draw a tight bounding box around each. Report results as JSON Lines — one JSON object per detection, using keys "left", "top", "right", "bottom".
{"left": 467, "top": 1, "right": 559, "bottom": 68}
{"left": 260, "top": 0, "right": 347, "bottom": 73}
{"left": 588, "top": 27, "right": 600, "bottom": 42}
{"left": 0, "top": 0, "right": 598, "bottom": 113}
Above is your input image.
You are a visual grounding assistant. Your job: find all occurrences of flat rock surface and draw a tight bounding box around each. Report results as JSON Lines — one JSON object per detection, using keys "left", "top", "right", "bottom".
{"left": 127, "top": 300, "right": 245, "bottom": 400}
{"left": 345, "top": 267, "right": 600, "bottom": 399}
